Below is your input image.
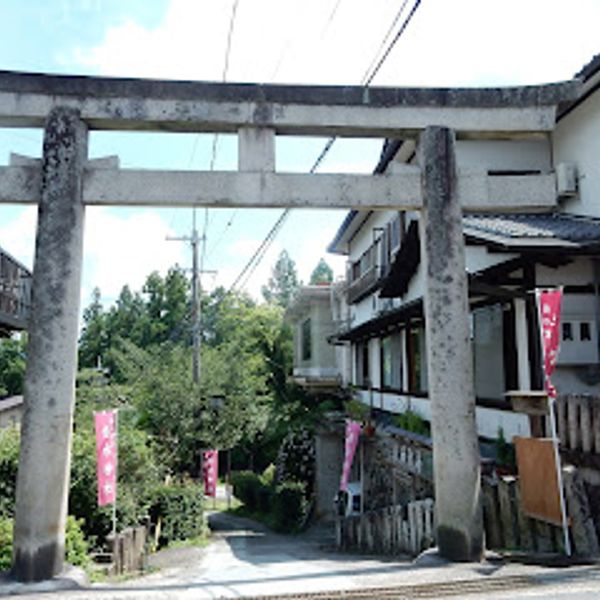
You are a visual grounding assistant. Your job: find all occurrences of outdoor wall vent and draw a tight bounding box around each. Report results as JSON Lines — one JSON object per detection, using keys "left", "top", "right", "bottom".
{"left": 556, "top": 162, "right": 578, "bottom": 197}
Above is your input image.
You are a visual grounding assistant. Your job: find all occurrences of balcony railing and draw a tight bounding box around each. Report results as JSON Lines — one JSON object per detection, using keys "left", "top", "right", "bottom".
{"left": 347, "top": 266, "right": 379, "bottom": 304}
{"left": 0, "top": 249, "right": 31, "bottom": 332}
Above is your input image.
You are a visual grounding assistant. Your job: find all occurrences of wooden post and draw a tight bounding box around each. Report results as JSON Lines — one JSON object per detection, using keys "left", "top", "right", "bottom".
{"left": 580, "top": 397, "right": 593, "bottom": 453}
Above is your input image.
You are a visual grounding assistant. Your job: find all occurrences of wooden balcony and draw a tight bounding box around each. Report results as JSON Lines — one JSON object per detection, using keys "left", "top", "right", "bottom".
{"left": 0, "top": 248, "right": 31, "bottom": 334}
{"left": 347, "top": 267, "right": 379, "bottom": 304}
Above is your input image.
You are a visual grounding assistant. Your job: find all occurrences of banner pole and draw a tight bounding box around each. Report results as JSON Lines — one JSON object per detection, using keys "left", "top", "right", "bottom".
{"left": 112, "top": 409, "right": 118, "bottom": 539}
{"left": 535, "top": 290, "right": 571, "bottom": 556}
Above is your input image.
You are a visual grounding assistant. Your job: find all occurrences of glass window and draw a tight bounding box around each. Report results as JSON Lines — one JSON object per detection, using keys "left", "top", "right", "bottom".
{"left": 472, "top": 304, "right": 505, "bottom": 400}
{"left": 301, "top": 318, "right": 311, "bottom": 361}
{"left": 580, "top": 321, "right": 591, "bottom": 341}
{"left": 381, "top": 333, "right": 402, "bottom": 390}
{"left": 408, "top": 323, "right": 428, "bottom": 393}
{"left": 355, "top": 341, "right": 370, "bottom": 386}
{"left": 562, "top": 322, "right": 573, "bottom": 341}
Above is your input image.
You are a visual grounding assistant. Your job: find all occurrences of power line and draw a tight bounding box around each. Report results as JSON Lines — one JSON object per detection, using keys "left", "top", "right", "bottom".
{"left": 362, "top": 0, "right": 421, "bottom": 87}
{"left": 200, "top": 0, "right": 241, "bottom": 266}
{"left": 230, "top": 0, "right": 423, "bottom": 294}
{"left": 359, "top": 0, "right": 411, "bottom": 85}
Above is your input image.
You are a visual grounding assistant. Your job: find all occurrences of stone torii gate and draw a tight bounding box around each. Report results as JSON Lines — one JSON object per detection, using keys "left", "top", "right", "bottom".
{"left": 0, "top": 70, "right": 579, "bottom": 581}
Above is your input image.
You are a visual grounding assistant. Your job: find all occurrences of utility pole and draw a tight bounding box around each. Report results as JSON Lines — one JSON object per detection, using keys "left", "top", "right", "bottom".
{"left": 167, "top": 210, "right": 216, "bottom": 384}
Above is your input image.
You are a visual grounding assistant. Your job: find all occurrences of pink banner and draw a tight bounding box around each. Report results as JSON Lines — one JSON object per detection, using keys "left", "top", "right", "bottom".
{"left": 340, "top": 420, "right": 361, "bottom": 491}
{"left": 203, "top": 450, "right": 218, "bottom": 497}
{"left": 536, "top": 289, "right": 563, "bottom": 399}
{"left": 95, "top": 410, "right": 117, "bottom": 507}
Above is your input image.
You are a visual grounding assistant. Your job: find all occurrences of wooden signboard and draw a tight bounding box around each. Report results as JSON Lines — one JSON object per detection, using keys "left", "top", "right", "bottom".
{"left": 514, "top": 436, "right": 562, "bottom": 526}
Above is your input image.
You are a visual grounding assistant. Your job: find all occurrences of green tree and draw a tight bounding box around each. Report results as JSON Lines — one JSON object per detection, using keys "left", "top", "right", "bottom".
{"left": 309, "top": 258, "right": 334, "bottom": 285}
{"left": 79, "top": 287, "right": 107, "bottom": 369}
{"left": 0, "top": 336, "right": 26, "bottom": 397}
{"left": 261, "top": 250, "right": 300, "bottom": 308}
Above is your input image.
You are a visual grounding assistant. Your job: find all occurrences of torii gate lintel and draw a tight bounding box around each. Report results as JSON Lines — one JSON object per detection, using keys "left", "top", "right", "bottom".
{"left": 0, "top": 71, "right": 581, "bottom": 580}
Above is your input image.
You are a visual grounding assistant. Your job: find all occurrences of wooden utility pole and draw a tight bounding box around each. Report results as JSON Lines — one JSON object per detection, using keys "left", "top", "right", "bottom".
{"left": 168, "top": 210, "right": 215, "bottom": 383}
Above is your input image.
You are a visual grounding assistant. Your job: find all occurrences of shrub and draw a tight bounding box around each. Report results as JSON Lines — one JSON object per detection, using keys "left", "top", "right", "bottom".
{"left": 0, "top": 517, "right": 12, "bottom": 571}
{"left": 275, "top": 429, "right": 315, "bottom": 496}
{"left": 394, "top": 410, "right": 430, "bottom": 436}
{"left": 0, "top": 516, "right": 90, "bottom": 572}
{"left": 150, "top": 482, "right": 204, "bottom": 548}
{"left": 231, "top": 471, "right": 263, "bottom": 512}
{"left": 260, "top": 463, "right": 276, "bottom": 486}
{"left": 65, "top": 516, "right": 91, "bottom": 568}
{"left": 272, "top": 481, "right": 308, "bottom": 533}
{"left": 69, "top": 420, "right": 163, "bottom": 545}
{"left": 0, "top": 427, "right": 19, "bottom": 518}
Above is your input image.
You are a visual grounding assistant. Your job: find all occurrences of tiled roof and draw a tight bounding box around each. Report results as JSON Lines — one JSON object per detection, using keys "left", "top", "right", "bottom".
{"left": 576, "top": 53, "right": 600, "bottom": 82}
{"left": 463, "top": 213, "right": 600, "bottom": 246}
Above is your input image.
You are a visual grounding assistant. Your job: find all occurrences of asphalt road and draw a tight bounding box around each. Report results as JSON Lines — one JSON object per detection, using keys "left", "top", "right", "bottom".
{"left": 2, "top": 512, "right": 600, "bottom": 599}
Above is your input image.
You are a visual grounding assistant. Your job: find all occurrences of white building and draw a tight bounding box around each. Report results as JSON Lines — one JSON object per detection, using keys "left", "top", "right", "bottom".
{"left": 326, "top": 54, "right": 600, "bottom": 442}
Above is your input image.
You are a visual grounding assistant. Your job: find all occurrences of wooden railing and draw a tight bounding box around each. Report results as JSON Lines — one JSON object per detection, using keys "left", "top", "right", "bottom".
{"left": 556, "top": 394, "right": 600, "bottom": 454}
{"left": 336, "top": 498, "right": 435, "bottom": 557}
{"left": 482, "top": 469, "right": 599, "bottom": 555}
{"left": 0, "top": 248, "right": 31, "bottom": 331}
{"left": 347, "top": 267, "right": 379, "bottom": 304}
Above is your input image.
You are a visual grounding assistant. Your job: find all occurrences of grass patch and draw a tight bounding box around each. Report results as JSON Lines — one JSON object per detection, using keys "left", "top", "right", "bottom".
{"left": 166, "top": 534, "right": 211, "bottom": 550}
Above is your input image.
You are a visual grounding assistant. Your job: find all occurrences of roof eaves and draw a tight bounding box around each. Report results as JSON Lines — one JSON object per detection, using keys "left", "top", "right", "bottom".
{"left": 576, "top": 53, "right": 600, "bottom": 82}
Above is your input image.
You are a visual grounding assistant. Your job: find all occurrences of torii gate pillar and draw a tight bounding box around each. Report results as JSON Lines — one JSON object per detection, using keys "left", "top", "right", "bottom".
{"left": 12, "top": 107, "right": 88, "bottom": 581}
{"left": 420, "top": 126, "right": 484, "bottom": 561}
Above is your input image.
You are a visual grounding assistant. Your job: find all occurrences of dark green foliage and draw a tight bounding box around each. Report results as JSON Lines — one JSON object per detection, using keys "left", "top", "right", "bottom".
{"left": 65, "top": 516, "right": 91, "bottom": 568}
{"left": 0, "top": 517, "right": 11, "bottom": 571}
{"left": 275, "top": 429, "right": 315, "bottom": 496}
{"left": 0, "top": 336, "right": 26, "bottom": 397}
{"left": 272, "top": 481, "right": 308, "bottom": 533}
{"left": 69, "top": 414, "right": 163, "bottom": 543}
{"left": 231, "top": 471, "right": 264, "bottom": 512}
{"left": 0, "top": 427, "right": 19, "bottom": 518}
{"left": 261, "top": 250, "right": 300, "bottom": 308}
{"left": 150, "top": 482, "right": 204, "bottom": 548}
{"left": 78, "top": 267, "right": 190, "bottom": 369}
{"left": 0, "top": 516, "right": 90, "bottom": 571}
{"left": 309, "top": 258, "right": 334, "bottom": 285}
{"left": 394, "top": 410, "right": 430, "bottom": 436}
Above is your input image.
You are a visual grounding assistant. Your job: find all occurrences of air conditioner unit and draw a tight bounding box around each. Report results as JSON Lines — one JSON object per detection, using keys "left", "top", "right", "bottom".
{"left": 556, "top": 162, "right": 578, "bottom": 198}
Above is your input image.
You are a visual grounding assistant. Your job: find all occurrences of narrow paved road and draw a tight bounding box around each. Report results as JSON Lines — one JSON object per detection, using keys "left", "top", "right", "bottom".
{"left": 3, "top": 512, "right": 600, "bottom": 599}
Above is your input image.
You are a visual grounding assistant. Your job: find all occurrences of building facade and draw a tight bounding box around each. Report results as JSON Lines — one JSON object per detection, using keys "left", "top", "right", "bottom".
{"left": 325, "top": 55, "right": 600, "bottom": 443}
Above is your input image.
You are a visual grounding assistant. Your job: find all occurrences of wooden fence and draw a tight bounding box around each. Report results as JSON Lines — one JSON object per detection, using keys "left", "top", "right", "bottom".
{"left": 106, "top": 526, "right": 148, "bottom": 575}
{"left": 336, "top": 498, "right": 435, "bottom": 557}
{"left": 482, "top": 470, "right": 599, "bottom": 556}
{"left": 556, "top": 395, "right": 600, "bottom": 454}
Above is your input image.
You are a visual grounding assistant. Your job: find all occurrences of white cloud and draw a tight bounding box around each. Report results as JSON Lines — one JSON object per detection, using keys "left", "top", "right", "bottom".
{"left": 63, "top": 0, "right": 600, "bottom": 305}
{"left": 74, "top": 0, "right": 600, "bottom": 88}
{"left": 82, "top": 207, "right": 186, "bottom": 305}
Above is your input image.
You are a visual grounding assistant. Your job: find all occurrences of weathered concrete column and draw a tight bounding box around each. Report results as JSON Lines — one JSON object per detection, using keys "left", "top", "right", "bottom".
{"left": 419, "top": 126, "right": 483, "bottom": 561}
{"left": 12, "top": 107, "right": 88, "bottom": 582}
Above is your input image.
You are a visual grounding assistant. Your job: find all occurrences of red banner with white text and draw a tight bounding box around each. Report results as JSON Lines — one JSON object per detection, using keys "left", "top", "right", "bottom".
{"left": 95, "top": 410, "right": 118, "bottom": 507}
{"left": 203, "top": 450, "right": 218, "bottom": 497}
{"left": 340, "top": 420, "right": 361, "bottom": 492}
{"left": 536, "top": 289, "right": 563, "bottom": 399}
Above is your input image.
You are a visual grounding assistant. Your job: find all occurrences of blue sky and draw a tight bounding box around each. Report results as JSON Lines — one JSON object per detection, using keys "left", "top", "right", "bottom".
{"left": 0, "top": 0, "right": 599, "bottom": 308}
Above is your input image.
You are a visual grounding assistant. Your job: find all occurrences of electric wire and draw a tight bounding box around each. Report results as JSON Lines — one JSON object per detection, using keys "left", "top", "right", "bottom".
{"left": 230, "top": 0, "right": 423, "bottom": 294}
{"left": 199, "top": 0, "right": 241, "bottom": 275}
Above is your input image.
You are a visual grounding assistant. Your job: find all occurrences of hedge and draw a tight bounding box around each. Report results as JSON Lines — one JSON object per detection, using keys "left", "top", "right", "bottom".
{"left": 150, "top": 481, "right": 204, "bottom": 548}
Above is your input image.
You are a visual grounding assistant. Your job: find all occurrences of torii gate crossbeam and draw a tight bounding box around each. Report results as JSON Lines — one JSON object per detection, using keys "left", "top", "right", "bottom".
{"left": 0, "top": 71, "right": 580, "bottom": 581}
